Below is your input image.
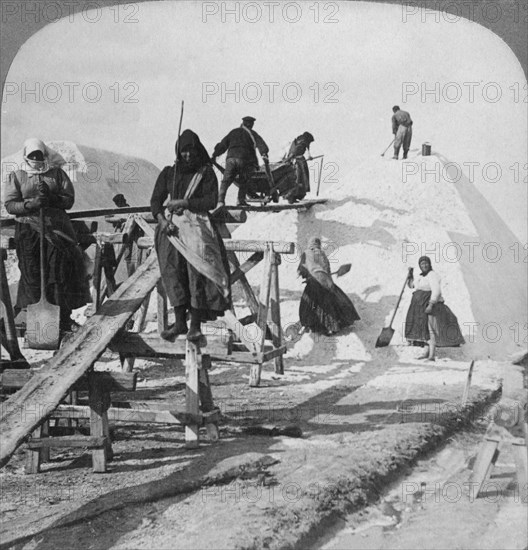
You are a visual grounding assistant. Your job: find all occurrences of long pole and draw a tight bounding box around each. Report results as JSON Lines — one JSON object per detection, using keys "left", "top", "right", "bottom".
{"left": 172, "top": 100, "right": 185, "bottom": 198}
{"left": 316, "top": 155, "right": 325, "bottom": 196}
{"left": 381, "top": 138, "right": 395, "bottom": 157}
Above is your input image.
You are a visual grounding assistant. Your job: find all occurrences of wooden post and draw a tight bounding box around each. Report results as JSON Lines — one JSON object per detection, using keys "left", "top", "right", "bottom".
{"left": 199, "top": 355, "right": 219, "bottom": 442}
{"left": 270, "top": 251, "right": 284, "bottom": 375}
{"left": 24, "top": 422, "right": 50, "bottom": 474}
{"left": 250, "top": 243, "right": 273, "bottom": 387}
{"left": 102, "top": 243, "right": 118, "bottom": 296}
{"left": 185, "top": 340, "right": 200, "bottom": 448}
{"left": 91, "top": 242, "right": 103, "bottom": 312}
{"left": 88, "top": 370, "right": 111, "bottom": 472}
{"left": 157, "top": 282, "right": 168, "bottom": 333}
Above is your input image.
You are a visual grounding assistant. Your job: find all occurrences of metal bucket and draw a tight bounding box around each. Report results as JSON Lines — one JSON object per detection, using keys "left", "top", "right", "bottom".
{"left": 422, "top": 142, "right": 431, "bottom": 156}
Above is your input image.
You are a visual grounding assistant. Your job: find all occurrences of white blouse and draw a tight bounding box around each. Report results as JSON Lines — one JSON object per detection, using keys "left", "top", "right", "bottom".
{"left": 412, "top": 271, "right": 443, "bottom": 302}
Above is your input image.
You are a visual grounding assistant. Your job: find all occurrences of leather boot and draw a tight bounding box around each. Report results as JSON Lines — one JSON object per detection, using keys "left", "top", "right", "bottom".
{"left": 187, "top": 308, "right": 204, "bottom": 342}
{"left": 237, "top": 185, "right": 248, "bottom": 207}
{"left": 160, "top": 306, "right": 188, "bottom": 341}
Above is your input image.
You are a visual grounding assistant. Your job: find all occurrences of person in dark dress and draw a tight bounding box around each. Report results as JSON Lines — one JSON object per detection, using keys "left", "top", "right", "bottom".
{"left": 283, "top": 132, "right": 314, "bottom": 203}
{"left": 150, "top": 130, "right": 231, "bottom": 342}
{"left": 211, "top": 116, "right": 269, "bottom": 208}
{"left": 391, "top": 106, "right": 413, "bottom": 160}
{"left": 298, "top": 237, "right": 360, "bottom": 335}
{"left": 3, "top": 138, "right": 91, "bottom": 332}
{"left": 405, "top": 256, "right": 465, "bottom": 360}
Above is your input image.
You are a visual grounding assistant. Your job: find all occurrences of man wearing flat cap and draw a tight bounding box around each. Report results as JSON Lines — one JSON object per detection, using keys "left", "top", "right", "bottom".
{"left": 212, "top": 116, "right": 269, "bottom": 208}
{"left": 283, "top": 131, "right": 314, "bottom": 203}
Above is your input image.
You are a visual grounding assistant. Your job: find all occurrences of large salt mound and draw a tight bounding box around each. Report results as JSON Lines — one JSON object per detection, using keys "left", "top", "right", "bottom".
{"left": 1, "top": 140, "right": 160, "bottom": 216}
{"left": 233, "top": 152, "right": 527, "bottom": 362}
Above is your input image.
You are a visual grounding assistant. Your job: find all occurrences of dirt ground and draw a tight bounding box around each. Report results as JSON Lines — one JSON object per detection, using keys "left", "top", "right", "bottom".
{"left": 0, "top": 317, "right": 507, "bottom": 550}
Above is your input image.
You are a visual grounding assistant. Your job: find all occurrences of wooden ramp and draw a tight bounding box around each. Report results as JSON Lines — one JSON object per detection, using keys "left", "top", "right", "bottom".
{"left": 0, "top": 253, "right": 160, "bottom": 469}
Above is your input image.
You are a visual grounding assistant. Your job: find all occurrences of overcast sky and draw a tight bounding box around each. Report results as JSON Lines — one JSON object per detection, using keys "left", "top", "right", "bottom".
{"left": 1, "top": 1, "right": 526, "bottom": 237}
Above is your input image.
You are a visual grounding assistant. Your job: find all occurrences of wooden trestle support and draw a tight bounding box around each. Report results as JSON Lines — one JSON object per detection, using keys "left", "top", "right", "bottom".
{"left": 0, "top": 203, "right": 311, "bottom": 472}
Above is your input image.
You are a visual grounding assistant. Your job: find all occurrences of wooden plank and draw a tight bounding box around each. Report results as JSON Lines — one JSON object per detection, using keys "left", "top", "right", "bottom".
{"left": 250, "top": 244, "right": 273, "bottom": 387}
{"left": 136, "top": 236, "right": 294, "bottom": 254}
{"left": 469, "top": 437, "right": 500, "bottom": 497}
{"left": 226, "top": 251, "right": 260, "bottom": 318}
{"left": 88, "top": 370, "right": 111, "bottom": 471}
{"left": 221, "top": 310, "right": 258, "bottom": 355}
{"left": 261, "top": 345, "right": 288, "bottom": 362}
{"left": 1, "top": 369, "right": 137, "bottom": 392}
{"left": 78, "top": 232, "right": 128, "bottom": 245}
{"left": 52, "top": 405, "right": 205, "bottom": 426}
{"left": 26, "top": 436, "right": 107, "bottom": 449}
{"left": 25, "top": 426, "right": 44, "bottom": 474}
{"left": 0, "top": 252, "right": 161, "bottom": 469}
{"left": 108, "top": 333, "right": 231, "bottom": 358}
{"left": 133, "top": 214, "right": 156, "bottom": 238}
{"left": 225, "top": 240, "right": 295, "bottom": 254}
{"left": 270, "top": 253, "right": 284, "bottom": 375}
{"left": 229, "top": 251, "right": 264, "bottom": 284}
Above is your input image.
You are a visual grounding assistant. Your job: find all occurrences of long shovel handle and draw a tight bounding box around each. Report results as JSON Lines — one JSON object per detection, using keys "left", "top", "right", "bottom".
{"left": 388, "top": 272, "right": 410, "bottom": 329}
{"left": 316, "top": 155, "right": 325, "bottom": 196}
{"left": 381, "top": 139, "right": 395, "bottom": 157}
{"left": 39, "top": 207, "right": 46, "bottom": 300}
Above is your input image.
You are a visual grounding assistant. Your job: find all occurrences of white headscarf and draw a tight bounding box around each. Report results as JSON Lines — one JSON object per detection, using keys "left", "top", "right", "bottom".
{"left": 22, "top": 138, "right": 51, "bottom": 174}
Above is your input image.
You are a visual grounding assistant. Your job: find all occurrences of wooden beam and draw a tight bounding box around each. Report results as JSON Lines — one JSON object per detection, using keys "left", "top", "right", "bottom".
{"left": 0, "top": 252, "right": 161, "bottom": 469}
{"left": 225, "top": 240, "right": 295, "bottom": 254}
{"left": 0, "top": 369, "right": 137, "bottom": 392}
{"left": 229, "top": 251, "right": 264, "bottom": 284}
{"left": 108, "top": 332, "right": 232, "bottom": 358}
{"left": 185, "top": 340, "right": 201, "bottom": 448}
{"left": 26, "top": 436, "right": 107, "bottom": 449}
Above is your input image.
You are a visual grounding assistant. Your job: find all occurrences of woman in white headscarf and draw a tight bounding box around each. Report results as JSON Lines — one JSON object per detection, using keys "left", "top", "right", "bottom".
{"left": 297, "top": 237, "right": 360, "bottom": 335}
{"left": 405, "top": 256, "right": 465, "bottom": 360}
{"left": 3, "top": 139, "right": 91, "bottom": 332}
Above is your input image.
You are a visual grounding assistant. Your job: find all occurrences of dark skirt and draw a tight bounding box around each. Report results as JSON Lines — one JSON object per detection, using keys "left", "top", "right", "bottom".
{"left": 299, "top": 280, "right": 360, "bottom": 335}
{"left": 15, "top": 221, "right": 91, "bottom": 314}
{"left": 405, "top": 290, "right": 465, "bottom": 347}
{"left": 154, "top": 223, "right": 231, "bottom": 321}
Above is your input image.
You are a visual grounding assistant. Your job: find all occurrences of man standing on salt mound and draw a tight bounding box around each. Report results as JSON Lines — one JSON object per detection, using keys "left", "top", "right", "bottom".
{"left": 391, "top": 106, "right": 413, "bottom": 160}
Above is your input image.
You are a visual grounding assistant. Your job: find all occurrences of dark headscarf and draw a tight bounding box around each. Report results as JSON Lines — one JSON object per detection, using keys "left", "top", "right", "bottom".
{"left": 174, "top": 129, "right": 211, "bottom": 172}
{"left": 418, "top": 255, "right": 433, "bottom": 275}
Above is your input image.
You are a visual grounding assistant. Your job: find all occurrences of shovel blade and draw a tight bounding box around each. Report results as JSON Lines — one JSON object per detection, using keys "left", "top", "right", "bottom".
{"left": 375, "top": 326, "right": 394, "bottom": 348}
{"left": 26, "top": 300, "right": 61, "bottom": 350}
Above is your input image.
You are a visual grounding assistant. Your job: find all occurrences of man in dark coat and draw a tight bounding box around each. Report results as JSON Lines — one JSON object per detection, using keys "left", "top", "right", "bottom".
{"left": 211, "top": 116, "right": 269, "bottom": 208}
{"left": 392, "top": 106, "right": 413, "bottom": 160}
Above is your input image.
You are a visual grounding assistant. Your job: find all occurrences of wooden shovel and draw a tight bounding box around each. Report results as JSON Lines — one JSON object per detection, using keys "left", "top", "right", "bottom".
{"left": 26, "top": 208, "right": 60, "bottom": 350}
{"left": 375, "top": 272, "right": 409, "bottom": 348}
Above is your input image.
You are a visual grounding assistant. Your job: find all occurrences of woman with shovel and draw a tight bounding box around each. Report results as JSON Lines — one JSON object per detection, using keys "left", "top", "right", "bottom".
{"left": 3, "top": 138, "right": 91, "bottom": 335}
{"left": 404, "top": 256, "right": 465, "bottom": 360}
{"left": 297, "top": 237, "right": 360, "bottom": 336}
